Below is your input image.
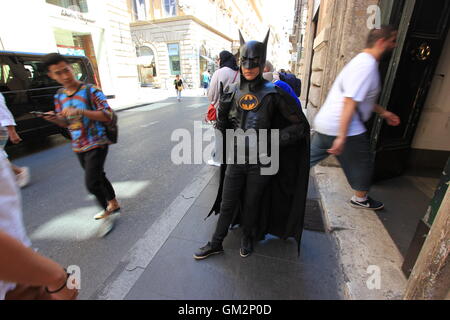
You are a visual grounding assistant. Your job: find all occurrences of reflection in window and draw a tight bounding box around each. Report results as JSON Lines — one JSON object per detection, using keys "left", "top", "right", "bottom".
{"left": 167, "top": 43, "right": 181, "bottom": 75}
{"left": 46, "top": 0, "right": 89, "bottom": 13}
{"left": 164, "top": 0, "right": 177, "bottom": 17}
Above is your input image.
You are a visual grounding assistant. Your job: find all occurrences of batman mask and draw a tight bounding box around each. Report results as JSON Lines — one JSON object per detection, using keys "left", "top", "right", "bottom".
{"left": 239, "top": 30, "right": 270, "bottom": 74}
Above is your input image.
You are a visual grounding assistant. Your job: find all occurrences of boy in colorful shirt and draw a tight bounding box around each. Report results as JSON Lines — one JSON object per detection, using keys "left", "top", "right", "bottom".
{"left": 41, "top": 53, "right": 120, "bottom": 224}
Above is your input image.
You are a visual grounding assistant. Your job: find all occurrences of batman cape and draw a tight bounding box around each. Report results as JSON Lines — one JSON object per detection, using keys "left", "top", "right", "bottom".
{"left": 206, "top": 30, "right": 311, "bottom": 253}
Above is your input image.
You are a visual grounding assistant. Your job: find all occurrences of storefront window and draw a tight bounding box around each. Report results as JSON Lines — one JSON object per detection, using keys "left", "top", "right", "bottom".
{"left": 46, "top": 0, "right": 89, "bottom": 13}
{"left": 163, "top": 0, "right": 177, "bottom": 17}
{"left": 168, "top": 43, "right": 181, "bottom": 75}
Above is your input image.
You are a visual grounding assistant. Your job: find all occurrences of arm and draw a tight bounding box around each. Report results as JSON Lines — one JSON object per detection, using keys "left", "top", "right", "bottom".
{"left": 208, "top": 71, "right": 220, "bottom": 105}
{"left": 327, "top": 97, "right": 358, "bottom": 155}
{"left": 374, "top": 104, "right": 401, "bottom": 126}
{"left": 0, "top": 231, "right": 78, "bottom": 299}
{"left": 275, "top": 87, "right": 309, "bottom": 147}
{"left": 216, "top": 82, "right": 235, "bottom": 131}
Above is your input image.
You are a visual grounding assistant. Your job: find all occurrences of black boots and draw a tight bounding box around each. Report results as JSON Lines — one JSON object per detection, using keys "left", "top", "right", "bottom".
{"left": 193, "top": 242, "right": 224, "bottom": 260}
{"left": 240, "top": 235, "right": 253, "bottom": 258}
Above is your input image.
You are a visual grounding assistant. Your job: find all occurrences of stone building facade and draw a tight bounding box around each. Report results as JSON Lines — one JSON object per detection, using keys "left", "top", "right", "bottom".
{"left": 0, "top": 0, "right": 140, "bottom": 103}
{"left": 290, "top": 0, "right": 450, "bottom": 299}
{"left": 127, "top": 0, "right": 290, "bottom": 89}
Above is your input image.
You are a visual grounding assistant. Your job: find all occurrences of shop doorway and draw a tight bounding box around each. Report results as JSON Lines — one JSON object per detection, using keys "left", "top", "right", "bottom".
{"left": 53, "top": 28, "right": 101, "bottom": 87}
{"left": 136, "top": 46, "right": 157, "bottom": 87}
{"left": 371, "top": 0, "right": 450, "bottom": 277}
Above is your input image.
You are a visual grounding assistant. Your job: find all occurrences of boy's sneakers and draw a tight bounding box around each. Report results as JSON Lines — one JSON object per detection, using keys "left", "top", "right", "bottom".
{"left": 94, "top": 207, "right": 121, "bottom": 220}
{"left": 193, "top": 242, "right": 224, "bottom": 260}
{"left": 16, "top": 167, "right": 30, "bottom": 188}
{"left": 350, "top": 196, "right": 384, "bottom": 211}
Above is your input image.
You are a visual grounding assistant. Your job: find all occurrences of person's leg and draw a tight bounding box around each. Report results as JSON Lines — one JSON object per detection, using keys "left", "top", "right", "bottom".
{"left": 240, "top": 165, "right": 272, "bottom": 257}
{"left": 211, "top": 165, "right": 247, "bottom": 245}
{"left": 194, "top": 165, "right": 246, "bottom": 259}
{"left": 337, "top": 133, "right": 382, "bottom": 210}
{"left": 80, "top": 147, "right": 117, "bottom": 212}
{"left": 310, "top": 132, "right": 335, "bottom": 168}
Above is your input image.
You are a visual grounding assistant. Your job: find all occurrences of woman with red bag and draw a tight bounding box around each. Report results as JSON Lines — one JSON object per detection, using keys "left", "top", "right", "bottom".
{"left": 206, "top": 51, "right": 239, "bottom": 166}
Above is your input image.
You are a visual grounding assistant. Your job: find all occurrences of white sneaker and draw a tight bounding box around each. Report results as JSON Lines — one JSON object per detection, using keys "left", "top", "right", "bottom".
{"left": 97, "top": 214, "right": 119, "bottom": 238}
{"left": 207, "top": 159, "right": 221, "bottom": 167}
{"left": 16, "top": 167, "right": 30, "bottom": 188}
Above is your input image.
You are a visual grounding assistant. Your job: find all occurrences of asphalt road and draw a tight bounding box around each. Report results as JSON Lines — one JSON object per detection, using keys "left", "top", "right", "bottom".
{"left": 8, "top": 95, "right": 212, "bottom": 299}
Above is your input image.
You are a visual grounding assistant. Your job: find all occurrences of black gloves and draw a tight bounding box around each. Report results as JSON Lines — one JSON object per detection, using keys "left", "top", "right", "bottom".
{"left": 216, "top": 82, "right": 235, "bottom": 131}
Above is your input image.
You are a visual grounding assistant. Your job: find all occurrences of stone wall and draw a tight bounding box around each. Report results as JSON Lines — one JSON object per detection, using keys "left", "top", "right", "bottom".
{"left": 301, "top": 0, "right": 380, "bottom": 122}
{"left": 131, "top": 17, "right": 232, "bottom": 89}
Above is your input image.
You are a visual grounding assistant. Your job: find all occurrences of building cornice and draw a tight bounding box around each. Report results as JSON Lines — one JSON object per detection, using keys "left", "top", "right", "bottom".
{"left": 130, "top": 15, "right": 233, "bottom": 42}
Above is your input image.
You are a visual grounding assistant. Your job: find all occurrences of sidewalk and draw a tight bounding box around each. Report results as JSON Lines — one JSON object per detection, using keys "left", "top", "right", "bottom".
{"left": 108, "top": 87, "right": 207, "bottom": 112}
{"left": 313, "top": 164, "right": 408, "bottom": 299}
{"left": 95, "top": 167, "right": 345, "bottom": 300}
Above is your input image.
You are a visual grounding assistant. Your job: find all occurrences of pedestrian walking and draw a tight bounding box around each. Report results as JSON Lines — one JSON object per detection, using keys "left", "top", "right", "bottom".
{"left": 263, "top": 61, "right": 302, "bottom": 110}
{"left": 206, "top": 51, "right": 240, "bottom": 166}
{"left": 310, "top": 25, "right": 401, "bottom": 210}
{"left": 0, "top": 152, "right": 78, "bottom": 300}
{"left": 40, "top": 53, "right": 120, "bottom": 233}
{"left": 0, "top": 93, "right": 30, "bottom": 188}
{"left": 201, "top": 70, "right": 211, "bottom": 96}
{"left": 174, "top": 75, "right": 184, "bottom": 102}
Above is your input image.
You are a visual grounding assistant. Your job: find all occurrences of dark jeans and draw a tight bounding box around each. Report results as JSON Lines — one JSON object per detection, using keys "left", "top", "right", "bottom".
{"left": 211, "top": 164, "right": 272, "bottom": 246}
{"left": 310, "top": 132, "right": 374, "bottom": 191}
{"left": 76, "top": 146, "right": 116, "bottom": 209}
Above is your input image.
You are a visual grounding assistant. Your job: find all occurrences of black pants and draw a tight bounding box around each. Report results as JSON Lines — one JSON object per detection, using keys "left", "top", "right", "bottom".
{"left": 211, "top": 164, "right": 272, "bottom": 246}
{"left": 76, "top": 146, "right": 116, "bottom": 209}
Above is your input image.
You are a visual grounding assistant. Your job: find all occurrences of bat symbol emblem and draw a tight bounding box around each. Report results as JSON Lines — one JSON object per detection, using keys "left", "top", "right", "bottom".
{"left": 239, "top": 94, "right": 259, "bottom": 111}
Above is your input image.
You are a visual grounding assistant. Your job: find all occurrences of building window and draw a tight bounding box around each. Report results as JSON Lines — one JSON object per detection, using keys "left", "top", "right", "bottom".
{"left": 132, "top": 0, "right": 147, "bottom": 21}
{"left": 163, "top": 0, "right": 177, "bottom": 17}
{"left": 46, "top": 0, "right": 89, "bottom": 13}
{"left": 167, "top": 43, "right": 181, "bottom": 75}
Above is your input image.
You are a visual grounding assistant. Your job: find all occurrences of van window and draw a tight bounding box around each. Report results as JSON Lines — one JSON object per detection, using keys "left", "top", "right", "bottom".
{"left": 69, "top": 61, "right": 89, "bottom": 82}
{"left": 0, "top": 55, "right": 89, "bottom": 92}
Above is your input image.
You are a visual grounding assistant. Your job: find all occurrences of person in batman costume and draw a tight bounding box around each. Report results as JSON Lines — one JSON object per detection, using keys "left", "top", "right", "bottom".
{"left": 194, "top": 30, "right": 310, "bottom": 260}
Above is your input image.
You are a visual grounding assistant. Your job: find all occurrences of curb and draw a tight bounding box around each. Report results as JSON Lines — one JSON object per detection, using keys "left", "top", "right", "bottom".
{"left": 312, "top": 165, "right": 407, "bottom": 300}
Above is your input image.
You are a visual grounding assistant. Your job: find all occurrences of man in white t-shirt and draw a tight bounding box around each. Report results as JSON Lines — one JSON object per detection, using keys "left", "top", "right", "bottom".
{"left": 311, "top": 25, "right": 401, "bottom": 210}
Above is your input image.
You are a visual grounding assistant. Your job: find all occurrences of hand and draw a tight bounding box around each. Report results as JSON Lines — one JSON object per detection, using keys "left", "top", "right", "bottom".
{"left": 46, "top": 272, "right": 79, "bottom": 300}
{"left": 328, "top": 137, "right": 346, "bottom": 156}
{"left": 218, "top": 82, "right": 234, "bottom": 114}
{"left": 41, "top": 111, "right": 58, "bottom": 122}
{"left": 60, "top": 107, "right": 82, "bottom": 118}
{"left": 381, "top": 111, "right": 401, "bottom": 126}
{"left": 9, "top": 131, "right": 22, "bottom": 144}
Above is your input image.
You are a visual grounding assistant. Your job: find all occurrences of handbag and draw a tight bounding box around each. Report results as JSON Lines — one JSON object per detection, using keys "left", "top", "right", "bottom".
{"left": 206, "top": 104, "right": 217, "bottom": 122}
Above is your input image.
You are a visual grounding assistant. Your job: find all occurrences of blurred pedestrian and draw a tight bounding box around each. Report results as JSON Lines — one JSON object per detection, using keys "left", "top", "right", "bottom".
{"left": 174, "top": 75, "right": 184, "bottom": 102}
{"left": 0, "top": 152, "right": 78, "bottom": 300}
{"left": 41, "top": 53, "right": 120, "bottom": 229}
{"left": 263, "top": 61, "right": 302, "bottom": 110}
{"left": 206, "top": 51, "right": 240, "bottom": 166}
{"left": 311, "top": 25, "right": 400, "bottom": 210}
{"left": 201, "top": 70, "right": 211, "bottom": 96}
{"left": 0, "top": 93, "right": 30, "bottom": 188}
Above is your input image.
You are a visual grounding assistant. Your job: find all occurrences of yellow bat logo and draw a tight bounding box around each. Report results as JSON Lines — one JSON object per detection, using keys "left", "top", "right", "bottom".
{"left": 239, "top": 94, "right": 259, "bottom": 111}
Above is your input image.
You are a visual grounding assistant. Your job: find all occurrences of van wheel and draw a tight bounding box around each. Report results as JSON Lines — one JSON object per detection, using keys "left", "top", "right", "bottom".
{"left": 60, "top": 129, "right": 71, "bottom": 140}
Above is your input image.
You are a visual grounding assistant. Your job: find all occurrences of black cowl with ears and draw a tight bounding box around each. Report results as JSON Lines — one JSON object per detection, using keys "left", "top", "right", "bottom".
{"left": 239, "top": 29, "right": 269, "bottom": 73}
